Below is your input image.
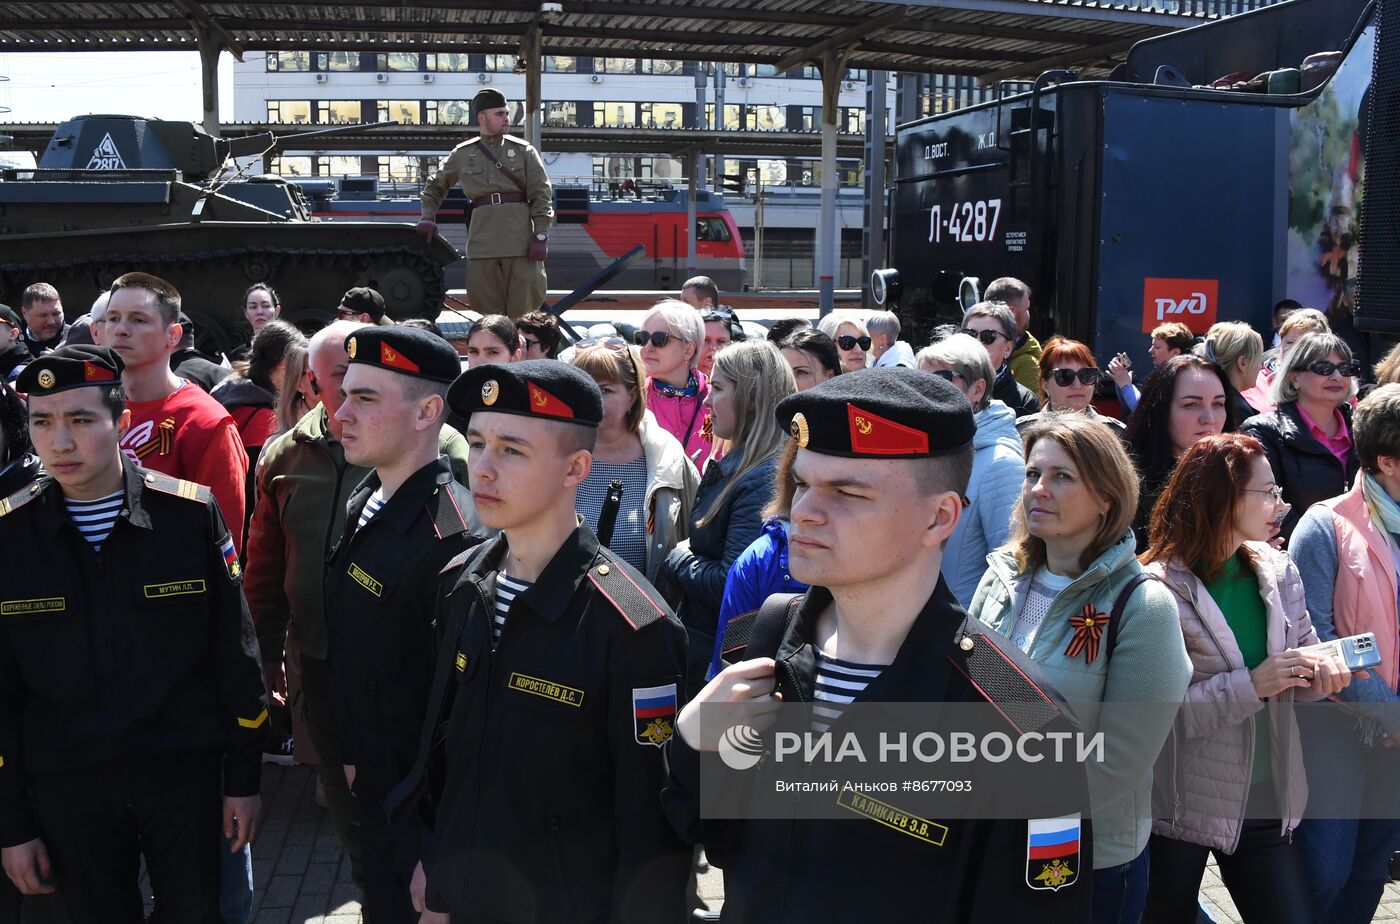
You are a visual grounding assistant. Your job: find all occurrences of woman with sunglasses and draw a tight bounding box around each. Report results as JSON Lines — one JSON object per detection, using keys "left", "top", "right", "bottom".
{"left": 1015, "top": 337, "right": 1125, "bottom": 435}
{"left": 569, "top": 340, "right": 700, "bottom": 582}
{"left": 816, "top": 313, "right": 871, "bottom": 373}
{"left": 1138, "top": 433, "right": 1349, "bottom": 924}
{"left": 637, "top": 299, "right": 713, "bottom": 466}
{"left": 1240, "top": 332, "right": 1361, "bottom": 543}
{"left": 465, "top": 314, "right": 523, "bottom": 368}
{"left": 961, "top": 301, "right": 1041, "bottom": 418}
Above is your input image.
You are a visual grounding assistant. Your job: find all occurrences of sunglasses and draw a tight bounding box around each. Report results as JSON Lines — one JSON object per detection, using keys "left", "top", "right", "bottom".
{"left": 1305, "top": 360, "right": 1362, "bottom": 377}
{"left": 335, "top": 306, "right": 360, "bottom": 320}
{"left": 836, "top": 335, "right": 872, "bottom": 351}
{"left": 634, "top": 330, "right": 676, "bottom": 348}
{"left": 928, "top": 369, "right": 965, "bottom": 384}
{"left": 1049, "top": 367, "right": 1101, "bottom": 387}
{"left": 961, "top": 327, "right": 1010, "bottom": 346}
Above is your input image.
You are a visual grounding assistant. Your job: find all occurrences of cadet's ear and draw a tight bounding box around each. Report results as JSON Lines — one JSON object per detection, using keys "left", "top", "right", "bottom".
{"left": 925, "top": 489, "right": 964, "bottom": 551}
{"left": 117, "top": 408, "right": 132, "bottom": 440}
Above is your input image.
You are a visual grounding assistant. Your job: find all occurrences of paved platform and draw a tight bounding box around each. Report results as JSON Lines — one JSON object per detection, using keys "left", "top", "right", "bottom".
{"left": 251, "top": 763, "right": 1400, "bottom": 923}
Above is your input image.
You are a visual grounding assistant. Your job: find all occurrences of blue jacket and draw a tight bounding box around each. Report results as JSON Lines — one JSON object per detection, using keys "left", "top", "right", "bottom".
{"left": 943, "top": 401, "right": 1025, "bottom": 607}
{"left": 707, "top": 518, "right": 808, "bottom": 678}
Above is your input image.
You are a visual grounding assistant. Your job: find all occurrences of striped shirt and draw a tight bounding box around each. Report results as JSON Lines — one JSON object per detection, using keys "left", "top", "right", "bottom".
{"left": 812, "top": 651, "right": 885, "bottom": 735}
{"left": 494, "top": 573, "right": 533, "bottom": 646}
{"left": 64, "top": 489, "right": 124, "bottom": 551}
{"left": 356, "top": 489, "right": 387, "bottom": 531}
{"left": 576, "top": 458, "right": 650, "bottom": 573}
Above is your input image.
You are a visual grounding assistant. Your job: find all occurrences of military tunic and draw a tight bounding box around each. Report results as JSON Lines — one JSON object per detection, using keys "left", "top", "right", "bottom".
{"left": 420, "top": 133, "right": 554, "bottom": 318}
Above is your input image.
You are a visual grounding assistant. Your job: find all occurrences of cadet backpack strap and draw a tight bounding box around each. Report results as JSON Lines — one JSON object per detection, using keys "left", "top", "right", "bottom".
{"left": 1103, "top": 573, "right": 1159, "bottom": 670}
{"left": 474, "top": 138, "right": 529, "bottom": 195}
{"left": 736, "top": 593, "right": 802, "bottom": 664}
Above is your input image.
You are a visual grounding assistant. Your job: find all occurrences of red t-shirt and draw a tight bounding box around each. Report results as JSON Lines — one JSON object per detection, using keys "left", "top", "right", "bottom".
{"left": 120, "top": 380, "right": 249, "bottom": 551}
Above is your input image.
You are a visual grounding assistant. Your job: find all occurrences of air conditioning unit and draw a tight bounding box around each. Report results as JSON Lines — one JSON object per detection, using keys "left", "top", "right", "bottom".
{"left": 477, "top": 72, "right": 490, "bottom": 83}
{"left": 736, "top": 77, "right": 752, "bottom": 88}
{"left": 422, "top": 73, "right": 434, "bottom": 83}
{"left": 843, "top": 80, "right": 856, "bottom": 91}
{"left": 314, "top": 73, "right": 329, "bottom": 84}
{"left": 591, "top": 74, "right": 603, "bottom": 84}
{"left": 376, "top": 73, "right": 389, "bottom": 83}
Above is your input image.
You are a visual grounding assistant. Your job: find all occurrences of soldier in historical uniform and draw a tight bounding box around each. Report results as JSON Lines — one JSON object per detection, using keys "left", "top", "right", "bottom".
{"left": 661, "top": 368, "right": 1094, "bottom": 921}
{"left": 323, "top": 327, "right": 486, "bottom": 924}
{"left": 386, "top": 360, "right": 690, "bottom": 923}
{"left": 417, "top": 88, "right": 555, "bottom": 319}
{"left": 0, "top": 346, "right": 267, "bottom": 924}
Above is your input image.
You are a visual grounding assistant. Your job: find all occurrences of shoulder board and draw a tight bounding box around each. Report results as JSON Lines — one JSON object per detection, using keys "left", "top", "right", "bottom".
{"left": 947, "top": 617, "right": 1067, "bottom": 735}
{"left": 586, "top": 554, "right": 671, "bottom": 632}
{"left": 0, "top": 478, "right": 47, "bottom": 518}
{"left": 427, "top": 482, "right": 473, "bottom": 540}
{"left": 140, "top": 470, "right": 212, "bottom": 505}
{"left": 439, "top": 539, "right": 488, "bottom": 576}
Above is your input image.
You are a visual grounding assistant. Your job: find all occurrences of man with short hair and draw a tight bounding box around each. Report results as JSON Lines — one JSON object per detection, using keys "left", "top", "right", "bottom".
{"left": 244, "top": 322, "right": 476, "bottom": 889}
{"left": 337, "top": 287, "right": 388, "bottom": 326}
{"left": 19, "top": 283, "right": 68, "bottom": 360}
{"left": 417, "top": 88, "right": 554, "bottom": 319}
{"left": 662, "top": 368, "right": 1091, "bottom": 920}
{"left": 105, "top": 272, "right": 248, "bottom": 551}
{"left": 325, "top": 328, "right": 484, "bottom": 923}
{"left": 171, "top": 313, "right": 233, "bottom": 393}
{"left": 866, "top": 310, "right": 916, "bottom": 368}
{"left": 0, "top": 345, "right": 267, "bottom": 923}
{"left": 0, "top": 307, "right": 27, "bottom": 380}
{"left": 962, "top": 301, "right": 1039, "bottom": 418}
{"left": 984, "top": 277, "right": 1040, "bottom": 392}
{"left": 680, "top": 275, "right": 719, "bottom": 314}
{"left": 392, "top": 360, "right": 690, "bottom": 923}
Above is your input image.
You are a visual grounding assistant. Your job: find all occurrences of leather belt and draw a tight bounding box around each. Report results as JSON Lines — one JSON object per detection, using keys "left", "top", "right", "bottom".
{"left": 471, "top": 191, "right": 526, "bottom": 207}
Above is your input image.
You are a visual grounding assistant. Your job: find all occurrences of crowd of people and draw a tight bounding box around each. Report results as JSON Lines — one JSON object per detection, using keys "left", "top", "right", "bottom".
{"left": 0, "top": 269, "right": 1399, "bottom": 924}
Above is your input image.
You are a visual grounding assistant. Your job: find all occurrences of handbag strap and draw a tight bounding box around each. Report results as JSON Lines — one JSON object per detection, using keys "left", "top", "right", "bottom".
{"left": 474, "top": 138, "right": 529, "bottom": 195}
{"left": 1103, "top": 573, "right": 1159, "bottom": 668}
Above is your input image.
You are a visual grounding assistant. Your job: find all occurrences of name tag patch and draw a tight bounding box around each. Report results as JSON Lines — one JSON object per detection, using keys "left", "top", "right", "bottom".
{"left": 837, "top": 789, "right": 948, "bottom": 846}
{"left": 349, "top": 563, "right": 383, "bottom": 597}
{"left": 507, "top": 672, "right": 584, "bottom": 708}
{"left": 144, "top": 579, "right": 207, "bottom": 599}
{"left": 1, "top": 597, "right": 65, "bottom": 616}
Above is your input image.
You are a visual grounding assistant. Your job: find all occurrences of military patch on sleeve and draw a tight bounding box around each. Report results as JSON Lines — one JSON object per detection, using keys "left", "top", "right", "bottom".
{"left": 632, "top": 682, "right": 677, "bottom": 747}
{"left": 219, "top": 535, "right": 241, "bottom": 579}
{"left": 1026, "top": 814, "right": 1081, "bottom": 892}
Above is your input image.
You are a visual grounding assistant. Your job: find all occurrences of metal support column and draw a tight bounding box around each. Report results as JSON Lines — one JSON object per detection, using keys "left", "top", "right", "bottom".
{"left": 861, "top": 71, "right": 888, "bottom": 310}
{"left": 817, "top": 47, "right": 852, "bottom": 316}
{"left": 195, "top": 27, "right": 222, "bottom": 137}
{"left": 686, "top": 148, "right": 700, "bottom": 281}
{"left": 523, "top": 26, "right": 542, "bottom": 150}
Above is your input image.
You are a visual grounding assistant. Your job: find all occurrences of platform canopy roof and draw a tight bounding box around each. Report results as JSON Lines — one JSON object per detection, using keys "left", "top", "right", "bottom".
{"left": 0, "top": 0, "right": 1263, "bottom": 81}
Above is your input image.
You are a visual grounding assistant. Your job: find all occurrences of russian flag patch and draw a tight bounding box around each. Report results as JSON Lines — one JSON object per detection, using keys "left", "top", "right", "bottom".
{"left": 1026, "top": 814, "right": 1081, "bottom": 892}
{"left": 632, "top": 682, "right": 677, "bottom": 747}
{"left": 219, "top": 535, "right": 241, "bottom": 579}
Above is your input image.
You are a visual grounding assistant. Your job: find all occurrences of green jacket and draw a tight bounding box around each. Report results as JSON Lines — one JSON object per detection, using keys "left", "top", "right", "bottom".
{"left": 244, "top": 405, "right": 476, "bottom": 662}
{"left": 1010, "top": 329, "right": 1042, "bottom": 394}
{"left": 968, "top": 532, "right": 1190, "bottom": 868}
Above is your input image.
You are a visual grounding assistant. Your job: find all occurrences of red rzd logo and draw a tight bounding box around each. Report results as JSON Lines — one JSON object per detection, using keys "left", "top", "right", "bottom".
{"left": 1141, "top": 278, "right": 1219, "bottom": 334}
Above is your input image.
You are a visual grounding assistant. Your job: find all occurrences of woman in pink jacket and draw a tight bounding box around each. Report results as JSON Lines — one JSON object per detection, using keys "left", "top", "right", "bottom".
{"left": 1139, "top": 433, "right": 1351, "bottom": 923}
{"left": 635, "top": 299, "right": 713, "bottom": 467}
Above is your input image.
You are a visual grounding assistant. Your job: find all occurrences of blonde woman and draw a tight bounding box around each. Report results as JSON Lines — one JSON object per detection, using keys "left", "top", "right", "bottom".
{"left": 637, "top": 299, "right": 711, "bottom": 464}
{"left": 1200, "top": 321, "right": 1265, "bottom": 418}
{"left": 659, "top": 340, "right": 796, "bottom": 686}
{"left": 1242, "top": 308, "right": 1329, "bottom": 414}
{"left": 816, "top": 312, "right": 871, "bottom": 373}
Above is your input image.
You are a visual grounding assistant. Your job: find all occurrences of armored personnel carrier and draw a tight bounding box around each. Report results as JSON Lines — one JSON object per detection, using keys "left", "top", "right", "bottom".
{"left": 0, "top": 115, "right": 458, "bottom": 352}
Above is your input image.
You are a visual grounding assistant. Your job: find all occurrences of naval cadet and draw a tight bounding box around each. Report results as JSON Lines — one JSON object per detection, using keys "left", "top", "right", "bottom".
{"left": 323, "top": 326, "right": 486, "bottom": 924}
{"left": 0, "top": 346, "right": 268, "bottom": 924}
{"left": 387, "top": 359, "right": 690, "bottom": 923}
{"left": 661, "top": 368, "right": 1094, "bottom": 921}
{"left": 417, "top": 88, "right": 555, "bottom": 319}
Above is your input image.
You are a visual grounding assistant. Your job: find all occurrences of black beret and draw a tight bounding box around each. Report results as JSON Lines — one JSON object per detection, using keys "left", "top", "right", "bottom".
{"left": 16, "top": 345, "right": 123, "bottom": 397}
{"left": 340, "top": 287, "right": 385, "bottom": 323}
{"left": 345, "top": 326, "right": 460, "bottom": 383}
{"left": 472, "top": 87, "right": 508, "bottom": 117}
{"left": 448, "top": 359, "right": 602, "bottom": 427}
{"left": 774, "top": 367, "right": 974, "bottom": 459}
{"left": 0, "top": 305, "right": 19, "bottom": 329}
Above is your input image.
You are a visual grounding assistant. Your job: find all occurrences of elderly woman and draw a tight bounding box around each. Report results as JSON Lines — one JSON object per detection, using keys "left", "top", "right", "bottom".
{"left": 568, "top": 339, "right": 700, "bottom": 582}
{"left": 816, "top": 312, "right": 871, "bottom": 373}
{"left": 916, "top": 334, "right": 1024, "bottom": 606}
{"left": 1241, "top": 308, "right": 1329, "bottom": 414}
{"left": 1240, "top": 331, "right": 1360, "bottom": 543}
{"left": 968, "top": 414, "right": 1190, "bottom": 924}
{"left": 1288, "top": 384, "right": 1400, "bottom": 923}
{"left": 637, "top": 299, "right": 712, "bottom": 465}
{"left": 865, "top": 310, "right": 915, "bottom": 368}
{"left": 961, "top": 301, "right": 1040, "bottom": 417}
{"left": 1015, "top": 337, "right": 1124, "bottom": 435}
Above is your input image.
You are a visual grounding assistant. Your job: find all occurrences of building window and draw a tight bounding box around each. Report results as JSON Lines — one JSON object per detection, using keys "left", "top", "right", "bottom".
{"left": 704, "top": 104, "right": 741, "bottom": 131}
{"left": 270, "top": 155, "right": 313, "bottom": 176}
{"left": 596, "top": 58, "right": 637, "bottom": 74}
{"left": 431, "top": 53, "right": 473, "bottom": 72}
{"left": 316, "top": 52, "right": 359, "bottom": 72}
{"left": 593, "top": 102, "right": 638, "bottom": 127}
{"left": 753, "top": 63, "right": 779, "bottom": 78}
{"left": 437, "top": 100, "right": 473, "bottom": 125}
{"left": 722, "top": 63, "right": 750, "bottom": 78}
{"left": 316, "top": 100, "right": 362, "bottom": 124}
{"left": 544, "top": 55, "right": 577, "bottom": 73}
{"left": 544, "top": 101, "right": 577, "bottom": 127}
{"left": 640, "top": 102, "right": 683, "bottom": 129}
{"left": 326, "top": 155, "right": 362, "bottom": 177}
{"left": 377, "top": 52, "right": 422, "bottom": 71}
{"left": 800, "top": 65, "right": 820, "bottom": 80}
{"left": 640, "top": 59, "right": 683, "bottom": 76}
{"left": 484, "top": 53, "right": 516, "bottom": 72}
{"left": 798, "top": 106, "right": 819, "bottom": 131}
{"left": 745, "top": 105, "right": 783, "bottom": 131}
{"left": 377, "top": 156, "right": 424, "bottom": 182}
{"left": 846, "top": 69, "right": 869, "bottom": 81}
{"left": 840, "top": 106, "right": 864, "bottom": 133}
{"left": 267, "top": 100, "right": 312, "bottom": 125}
{"left": 266, "top": 51, "right": 310, "bottom": 72}
{"left": 378, "top": 100, "right": 423, "bottom": 124}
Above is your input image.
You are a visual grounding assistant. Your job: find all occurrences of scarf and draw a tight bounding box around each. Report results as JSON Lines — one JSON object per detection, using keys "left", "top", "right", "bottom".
{"left": 1362, "top": 471, "right": 1400, "bottom": 541}
{"left": 653, "top": 369, "right": 700, "bottom": 399}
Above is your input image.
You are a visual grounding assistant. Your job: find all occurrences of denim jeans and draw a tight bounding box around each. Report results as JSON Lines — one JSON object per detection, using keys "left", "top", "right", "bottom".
{"left": 1092, "top": 847, "right": 1150, "bottom": 924}
{"left": 219, "top": 835, "right": 253, "bottom": 924}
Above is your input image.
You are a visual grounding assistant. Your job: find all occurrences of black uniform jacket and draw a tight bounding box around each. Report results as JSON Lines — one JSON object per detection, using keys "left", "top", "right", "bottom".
{"left": 0, "top": 457, "right": 268, "bottom": 847}
{"left": 661, "top": 579, "right": 1094, "bottom": 923}
{"left": 324, "top": 457, "right": 484, "bottom": 783}
{"left": 414, "top": 523, "right": 690, "bottom": 923}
